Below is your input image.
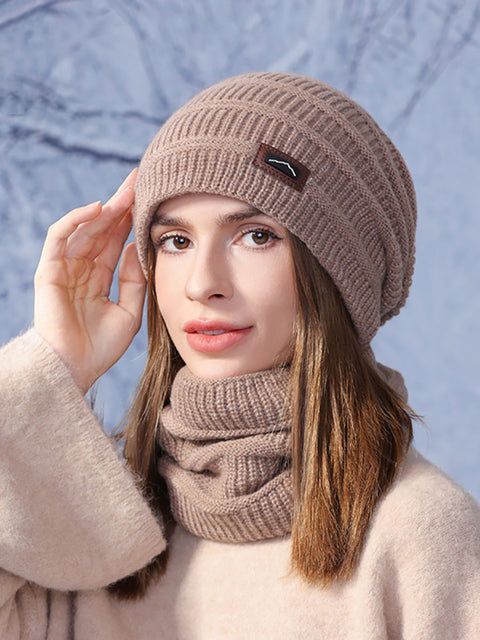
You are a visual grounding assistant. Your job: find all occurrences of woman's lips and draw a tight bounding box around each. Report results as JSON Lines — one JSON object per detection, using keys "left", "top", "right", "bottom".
{"left": 183, "top": 320, "right": 252, "bottom": 353}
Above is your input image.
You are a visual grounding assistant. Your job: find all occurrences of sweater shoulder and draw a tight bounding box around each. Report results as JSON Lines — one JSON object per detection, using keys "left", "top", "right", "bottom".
{"left": 368, "top": 447, "right": 480, "bottom": 557}
{"left": 391, "top": 447, "right": 479, "bottom": 519}
{"left": 354, "top": 451, "right": 480, "bottom": 638}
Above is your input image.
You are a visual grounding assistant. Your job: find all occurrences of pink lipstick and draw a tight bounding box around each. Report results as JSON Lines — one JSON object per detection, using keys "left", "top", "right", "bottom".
{"left": 183, "top": 319, "right": 252, "bottom": 353}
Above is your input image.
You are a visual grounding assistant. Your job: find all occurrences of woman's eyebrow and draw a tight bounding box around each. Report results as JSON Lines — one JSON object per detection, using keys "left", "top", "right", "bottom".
{"left": 151, "top": 207, "right": 266, "bottom": 228}
{"left": 216, "top": 209, "right": 265, "bottom": 225}
{"left": 151, "top": 214, "right": 189, "bottom": 228}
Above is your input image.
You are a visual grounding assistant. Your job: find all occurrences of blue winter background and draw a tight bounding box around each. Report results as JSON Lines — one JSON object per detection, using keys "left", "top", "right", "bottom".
{"left": 1, "top": 0, "right": 479, "bottom": 499}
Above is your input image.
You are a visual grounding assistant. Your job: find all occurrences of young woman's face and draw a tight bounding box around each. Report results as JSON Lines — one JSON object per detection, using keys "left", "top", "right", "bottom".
{"left": 151, "top": 193, "right": 297, "bottom": 379}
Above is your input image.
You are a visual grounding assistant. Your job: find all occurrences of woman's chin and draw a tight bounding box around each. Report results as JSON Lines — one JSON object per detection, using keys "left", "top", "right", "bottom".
{"left": 183, "top": 358, "right": 262, "bottom": 380}
{"left": 181, "top": 350, "right": 291, "bottom": 380}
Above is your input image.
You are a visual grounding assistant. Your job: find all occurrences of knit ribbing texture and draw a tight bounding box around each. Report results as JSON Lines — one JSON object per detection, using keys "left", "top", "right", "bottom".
{"left": 157, "top": 359, "right": 407, "bottom": 543}
{"left": 134, "top": 72, "right": 417, "bottom": 344}
{"left": 157, "top": 365, "right": 293, "bottom": 542}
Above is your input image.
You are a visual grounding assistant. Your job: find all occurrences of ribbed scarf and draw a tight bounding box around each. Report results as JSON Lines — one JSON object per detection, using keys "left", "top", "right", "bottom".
{"left": 157, "top": 360, "right": 408, "bottom": 543}
{"left": 157, "top": 365, "right": 293, "bottom": 543}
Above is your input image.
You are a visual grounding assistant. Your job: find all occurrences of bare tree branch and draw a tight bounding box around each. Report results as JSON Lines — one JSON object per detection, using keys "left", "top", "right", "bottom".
{"left": 345, "top": 0, "right": 401, "bottom": 93}
{"left": 0, "top": 0, "right": 67, "bottom": 32}
{"left": 391, "top": 0, "right": 480, "bottom": 127}
{"left": 5, "top": 123, "right": 141, "bottom": 163}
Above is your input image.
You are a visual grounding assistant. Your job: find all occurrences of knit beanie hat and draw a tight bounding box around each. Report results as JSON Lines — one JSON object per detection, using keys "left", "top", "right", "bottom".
{"left": 134, "top": 72, "right": 416, "bottom": 345}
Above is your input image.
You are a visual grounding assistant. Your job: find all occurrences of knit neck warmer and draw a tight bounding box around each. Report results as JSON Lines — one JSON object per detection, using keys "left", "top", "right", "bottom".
{"left": 157, "top": 365, "right": 293, "bottom": 543}
{"left": 157, "top": 360, "right": 408, "bottom": 544}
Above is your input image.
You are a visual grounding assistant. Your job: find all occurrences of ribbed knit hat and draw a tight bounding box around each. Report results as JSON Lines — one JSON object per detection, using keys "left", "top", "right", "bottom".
{"left": 134, "top": 72, "right": 416, "bottom": 345}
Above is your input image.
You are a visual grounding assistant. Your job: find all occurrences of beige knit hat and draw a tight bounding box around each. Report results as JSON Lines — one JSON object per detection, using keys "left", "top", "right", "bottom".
{"left": 134, "top": 72, "right": 416, "bottom": 345}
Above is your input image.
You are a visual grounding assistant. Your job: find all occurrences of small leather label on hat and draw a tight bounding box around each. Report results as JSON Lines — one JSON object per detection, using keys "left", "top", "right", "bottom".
{"left": 254, "top": 143, "right": 310, "bottom": 192}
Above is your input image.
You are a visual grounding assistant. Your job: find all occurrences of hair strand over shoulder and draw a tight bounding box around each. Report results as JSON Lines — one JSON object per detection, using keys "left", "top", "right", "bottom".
{"left": 288, "top": 233, "right": 415, "bottom": 585}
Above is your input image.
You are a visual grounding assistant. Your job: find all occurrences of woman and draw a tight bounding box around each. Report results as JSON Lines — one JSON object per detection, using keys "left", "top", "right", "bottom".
{"left": 0, "top": 72, "right": 479, "bottom": 639}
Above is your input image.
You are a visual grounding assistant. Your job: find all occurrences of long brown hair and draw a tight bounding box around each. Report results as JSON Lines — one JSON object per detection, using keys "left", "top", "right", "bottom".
{"left": 108, "top": 245, "right": 182, "bottom": 598}
{"left": 109, "top": 233, "right": 414, "bottom": 598}
{"left": 287, "top": 234, "right": 414, "bottom": 583}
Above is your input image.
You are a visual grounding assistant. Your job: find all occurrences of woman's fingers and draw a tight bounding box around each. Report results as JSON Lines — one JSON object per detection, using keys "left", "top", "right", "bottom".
{"left": 40, "top": 169, "right": 138, "bottom": 266}
{"left": 65, "top": 185, "right": 135, "bottom": 261}
{"left": 88, "top": 209, "right": 134, "bottom": 300}
{"left": 39, "top": 200, "right": 102, "bottom": 264}
{"left": 85, "top": 168, "right": 138, "bottom": 257}
{"left": 95, "top": 210, "right": 133, "bottom": 279}
{"left": 72, "top": 169, "right": 138, "bottom": 272}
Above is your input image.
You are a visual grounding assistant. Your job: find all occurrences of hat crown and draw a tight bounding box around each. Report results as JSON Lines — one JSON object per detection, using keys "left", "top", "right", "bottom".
{"left": 135, "top": 72, "right": 416, "bottom": 344}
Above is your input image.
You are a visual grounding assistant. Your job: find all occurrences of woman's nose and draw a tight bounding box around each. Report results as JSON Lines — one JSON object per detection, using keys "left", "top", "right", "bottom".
{"left": 184, "top": 245, "right": 233, "bottom": 302}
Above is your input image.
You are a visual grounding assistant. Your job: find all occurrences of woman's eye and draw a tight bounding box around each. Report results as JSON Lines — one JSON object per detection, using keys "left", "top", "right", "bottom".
{"left": 157, "top": 235, "right": 191, "bottom": 252}
{"left": 241, "top": 228, "right": 279, "bottom": 247}
{"left": 251, "top": 230, "right": 269, "bottom": 245}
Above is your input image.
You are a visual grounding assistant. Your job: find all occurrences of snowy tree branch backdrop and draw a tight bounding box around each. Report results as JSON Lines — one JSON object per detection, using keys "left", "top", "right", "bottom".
{"left": 1, "top": 0, "right": 479, "bottom": 498}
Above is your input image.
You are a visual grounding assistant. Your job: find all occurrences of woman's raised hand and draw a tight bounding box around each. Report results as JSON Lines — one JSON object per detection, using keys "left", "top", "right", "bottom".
{"left": 34, "top": 169, "right": 147, "bottom": 394}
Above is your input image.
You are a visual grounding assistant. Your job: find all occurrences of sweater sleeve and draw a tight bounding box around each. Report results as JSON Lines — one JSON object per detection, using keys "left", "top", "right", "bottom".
{"left": 0, "top": 329, "right": 166, "bottom": 592}
{"left": 356, "top": 449, "right": 480, "bottom": 640}
{"left": 0, "top": 571, "right": 25, "bottom": 639}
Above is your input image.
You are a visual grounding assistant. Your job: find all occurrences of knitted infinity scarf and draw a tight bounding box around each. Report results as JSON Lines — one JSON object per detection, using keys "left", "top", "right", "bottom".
{"left": 157, "top": 365, "right": 293, "bottom": 543}
{"left": 157, "top": 361, "right": 407, "bottom": 543}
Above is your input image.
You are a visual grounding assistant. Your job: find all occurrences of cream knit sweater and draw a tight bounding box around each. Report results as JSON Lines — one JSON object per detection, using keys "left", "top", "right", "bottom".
{"left": 0, "top": 330, "right": 479, "bottom": 639}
